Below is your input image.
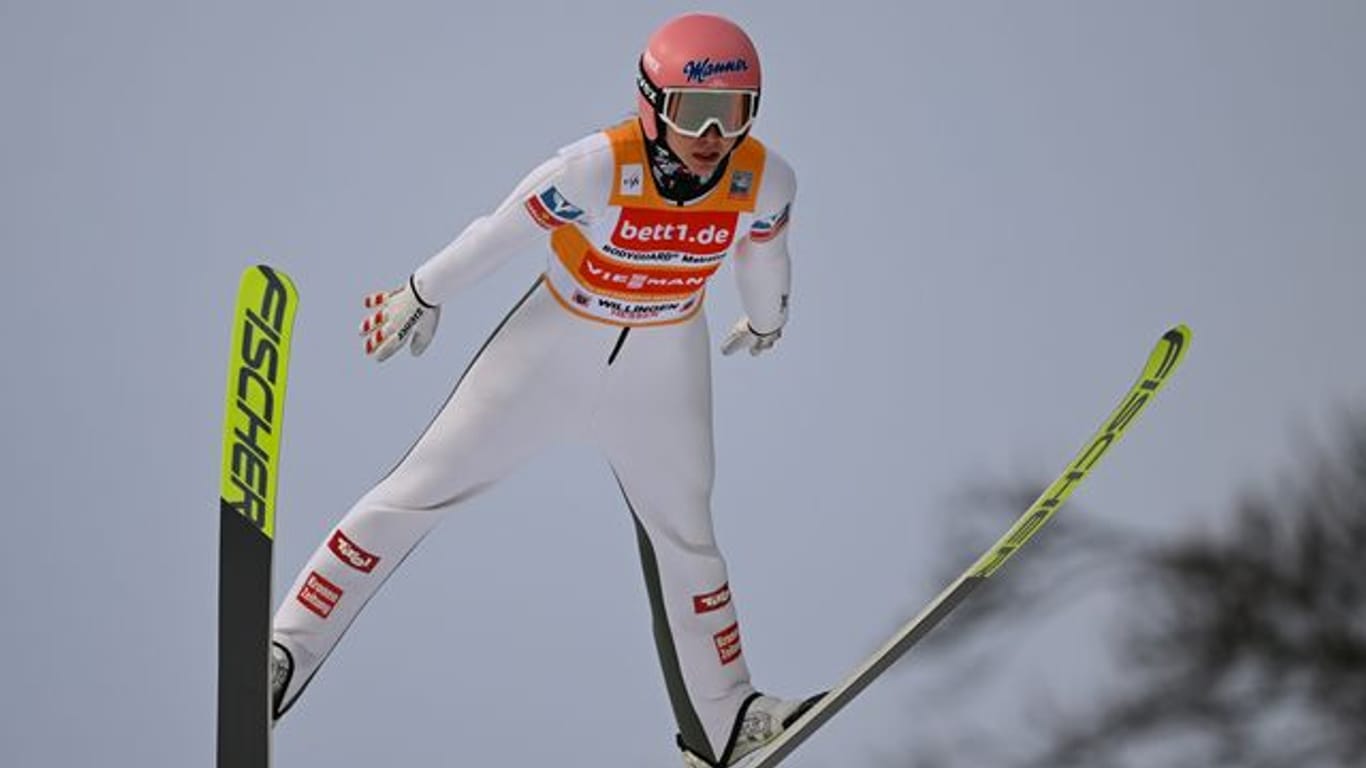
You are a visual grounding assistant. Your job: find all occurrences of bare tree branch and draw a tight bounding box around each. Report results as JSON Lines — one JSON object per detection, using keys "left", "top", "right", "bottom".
{"left": 887, "top": 414, "right": 1366, "bottom": 768}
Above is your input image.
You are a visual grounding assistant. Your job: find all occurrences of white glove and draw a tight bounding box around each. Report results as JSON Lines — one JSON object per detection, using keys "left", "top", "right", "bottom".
{"left": 360, "top": 277, "right": 441, "bottom": 362}
{"left": 721, "top": 316, "right": 783, "bottom": 357}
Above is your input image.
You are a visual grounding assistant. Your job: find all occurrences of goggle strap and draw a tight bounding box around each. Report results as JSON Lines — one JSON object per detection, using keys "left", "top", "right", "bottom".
{"left": 636, "top": 57, "right": 665, "bottom": 111}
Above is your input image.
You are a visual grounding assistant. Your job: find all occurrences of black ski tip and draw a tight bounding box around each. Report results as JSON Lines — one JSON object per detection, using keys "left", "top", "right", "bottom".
{"left": 1163, "top": 324, "right": 1192, "bottom": 346}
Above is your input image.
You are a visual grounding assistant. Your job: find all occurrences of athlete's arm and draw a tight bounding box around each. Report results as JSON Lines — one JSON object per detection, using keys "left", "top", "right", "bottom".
{"left": 722, "top": 151, "right": 794, "bottom": 356}
{"left": 413, "top": 138, "right": 609, "bottom": 305}
{"left": 360, "top": 135, "right": 611, "bottom": 360}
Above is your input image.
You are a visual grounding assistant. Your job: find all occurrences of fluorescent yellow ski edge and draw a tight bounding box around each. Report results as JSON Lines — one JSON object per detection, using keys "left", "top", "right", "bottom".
{"left": 219, "top": 265, "right": 299, "bottom": 541}
{"left": 969, "top": 324, "right": 1191, "bottom": 578}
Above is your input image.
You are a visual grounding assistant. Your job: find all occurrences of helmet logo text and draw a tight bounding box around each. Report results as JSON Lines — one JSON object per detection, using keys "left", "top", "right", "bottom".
{"left": 683, "top": 58, "right": 750, "bottom": 84}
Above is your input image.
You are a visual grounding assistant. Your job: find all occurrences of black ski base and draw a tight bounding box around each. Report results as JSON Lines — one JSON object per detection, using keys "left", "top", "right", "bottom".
{"left": 217, "top": 499, "right": 273, "bottom": 768}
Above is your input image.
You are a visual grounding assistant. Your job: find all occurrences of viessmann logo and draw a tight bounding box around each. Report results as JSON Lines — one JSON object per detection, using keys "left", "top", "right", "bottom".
{"left": 578, "top": 249, "right": 719, "bottom": 297}
{"left": 329, "top": 530, "right": 380, "bottom": 574}
{"left": 610, "top": 208, "right": 738, "bottom": 257}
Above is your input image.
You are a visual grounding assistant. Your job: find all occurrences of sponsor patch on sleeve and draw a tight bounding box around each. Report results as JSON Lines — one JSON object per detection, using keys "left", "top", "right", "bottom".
{"left": 749, "top": 203, "right": 791, "bottom": 243}
{"left": 524, "top": 186, "right": 585, "bottom": 230}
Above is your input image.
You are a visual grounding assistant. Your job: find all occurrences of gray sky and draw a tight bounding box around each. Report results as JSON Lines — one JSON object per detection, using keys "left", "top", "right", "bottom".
{"left": 2, "top": 2, "right": 1364, "bottom": 766}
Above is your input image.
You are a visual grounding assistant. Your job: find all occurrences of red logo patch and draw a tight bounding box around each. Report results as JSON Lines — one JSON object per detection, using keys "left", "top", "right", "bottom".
{"left": 694, "top": 583, "right": 732, "bottom": 614}
{"left": 578, "top": 250, "right": 719, "bottom": 297}
{"left": 610, "top": 208, "right": 738, "bottom": 256}
{"left": 296, "top": 571, "right": 343, "bottom": 619}
{"left": 329, "top": 530, "right": 380, "bottom": 574}
{"left": 714, "top": 622, "right": 743, "bottom": 665}
{"left": 524, "top": 195, "right": 561, "bottom": 230}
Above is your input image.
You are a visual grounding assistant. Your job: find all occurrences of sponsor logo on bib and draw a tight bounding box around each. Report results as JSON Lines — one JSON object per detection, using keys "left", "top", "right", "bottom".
{"left": 578, "top": 249, "right": 719, "bottom": 297}
{"left": 620, "top": 164, "right": 643, "bottom": 196}
{"left": 728, "top": 170, "right": 753, "bottom": 200}
{"left": 610, "top": 208, "right": 737, "bottom": 257}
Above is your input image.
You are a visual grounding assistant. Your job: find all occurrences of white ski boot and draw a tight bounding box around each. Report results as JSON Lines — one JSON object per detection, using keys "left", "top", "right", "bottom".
{"left": 680, "top": 693, "right": 823, "bottom": 767}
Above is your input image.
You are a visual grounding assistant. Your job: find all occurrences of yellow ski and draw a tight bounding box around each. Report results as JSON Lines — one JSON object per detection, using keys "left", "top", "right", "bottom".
{"left": 751, "top": 325, "right": 1192, "bottom": 768}
{"left": 218, "top": 265, "right": 298, "bottom": 768}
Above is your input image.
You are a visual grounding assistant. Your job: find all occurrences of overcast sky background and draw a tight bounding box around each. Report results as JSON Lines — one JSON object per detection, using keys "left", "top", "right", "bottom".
{"left": 2, "top": 2, "right": 1364, "bottom": 766}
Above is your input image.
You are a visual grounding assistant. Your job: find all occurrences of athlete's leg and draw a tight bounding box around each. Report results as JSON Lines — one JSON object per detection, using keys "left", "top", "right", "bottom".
{"left": 597, "top": 315, "right": 756, "bottom": 764}
{"left": 272, "top": 280, "right": 590, "bottom": 715}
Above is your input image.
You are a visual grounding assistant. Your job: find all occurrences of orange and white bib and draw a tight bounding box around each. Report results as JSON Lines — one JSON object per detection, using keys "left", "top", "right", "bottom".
{"left": 528, "top": 120, "right": 769, "bottom": 327}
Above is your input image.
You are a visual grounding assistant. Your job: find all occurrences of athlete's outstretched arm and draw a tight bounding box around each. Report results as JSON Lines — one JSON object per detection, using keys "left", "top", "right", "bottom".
{"left": 362, "top": 138, "right": 611, "bottom": 361}
{"left": 413, "top": 155, "right": 568, "bottom": 306}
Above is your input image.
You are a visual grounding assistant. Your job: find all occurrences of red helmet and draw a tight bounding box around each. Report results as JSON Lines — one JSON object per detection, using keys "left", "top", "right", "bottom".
{"left": 636, "top": 13, "right": 762, "bottom": 142}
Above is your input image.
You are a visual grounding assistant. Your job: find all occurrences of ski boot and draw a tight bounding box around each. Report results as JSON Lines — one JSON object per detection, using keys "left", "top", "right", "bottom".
{"left": 269, "top": 641, "right": 294, "bottom": 721}
{"left": 679, "top": 692, "right": 823, "bottom": 767}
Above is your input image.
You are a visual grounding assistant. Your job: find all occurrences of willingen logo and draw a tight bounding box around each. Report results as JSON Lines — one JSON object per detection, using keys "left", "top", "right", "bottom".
{"left": 225, "top": 269, "right": 291, "bottom": 532}
{"left": 683, "top": 58, "right": 749, "bottom": 84}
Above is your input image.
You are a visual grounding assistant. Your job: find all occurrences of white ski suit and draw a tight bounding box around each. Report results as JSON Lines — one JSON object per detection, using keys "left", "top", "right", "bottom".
{"left": 273, "top": 119, "right": 795, "bottom": 763}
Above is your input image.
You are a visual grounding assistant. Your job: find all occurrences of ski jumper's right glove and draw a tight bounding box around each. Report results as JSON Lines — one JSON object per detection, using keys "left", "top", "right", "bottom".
{"left": 360, "top": 276, "right": 441, "bottom": 362}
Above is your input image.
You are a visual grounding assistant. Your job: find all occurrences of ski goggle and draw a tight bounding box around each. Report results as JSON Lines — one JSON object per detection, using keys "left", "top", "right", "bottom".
{"left": 657, "top": 88, "right": 759, "bottom": 138}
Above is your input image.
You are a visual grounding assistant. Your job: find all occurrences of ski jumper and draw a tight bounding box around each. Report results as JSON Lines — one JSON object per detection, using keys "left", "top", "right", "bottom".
{"left": 273, "top": 118, "right": 795, "bottom": 763}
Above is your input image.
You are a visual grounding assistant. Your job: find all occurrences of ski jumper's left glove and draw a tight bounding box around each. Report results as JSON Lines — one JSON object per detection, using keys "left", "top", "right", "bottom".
{"left": 721, "top": 318, "right": 783, "bottom": 356}
{"left": 360, "top": 276, "right": 441, "bottom": 362}
{"left": 722, "top": 158, "right": 794, "bottom": 358}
